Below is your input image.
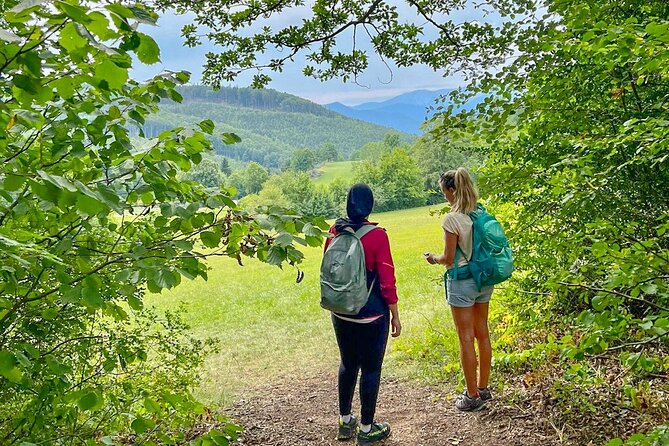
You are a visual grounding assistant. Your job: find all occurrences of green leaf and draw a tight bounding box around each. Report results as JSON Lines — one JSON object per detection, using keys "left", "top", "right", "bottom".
{"left": 0, "top": 351, "right": 17, "bottom": 375}
{"left": 591, "top": 241, "right": 608, "bottom": 257}
{"left": 131, "top": 416, "right": 155, "bottom": 434}
{"left": 13, "top": 74, "right": 40, "bottom": 94}
{"left": 55, "top": 1, "right": 91, "bottom": 24}
{"left": 37, "top": 171, "right": 77, "bottom": 192}
{"left": 200, "top": 231, "right": 221, "bottom": 248}
{"left": 302, "top": 223, "right": 322, "bottom": 237}
{"left": 59, "top": 22, "right": 88, "bottom": 53}
{"left": 640, "top": 283, "right": 658, "bottom": 295}
{"left": 136, "top": 33, "right": 160, "bottom": 64}
{"left": 94, "top": 59, "right": 128, "bottom": 90}
{"left": 41, "top": 308, "right": 59, "bottom": 320}
{"left": 76, "top": 194, "right": 106, "bottom": 216}
{"left": 45, "top": 355, "right": 70, "bottom": 377}
{"left": 10, "top": 0, "right": 46, "bottom": 13}
{"left": 155, "top": 268, "right": 178, "bottom": 289}
{"left": 274, "top": 233, "right": 293, "bottom": 247}
{"left": 52, "top": 77, "right": 76, "bottom": 99}
{"left": 220, "top": 132, "right": 242, "bottom": 144}
{"left": 127, "top": 295, "right": 143, "bottom": 311}
{"left": 105, "top": 3, "right": 135, "bottom": 19}
{"left": 198, "top": 119, "right": 215, "bottom": 134}
{"left": 88, "top": 12, "right": 116, "bottom": 40}
{"left": 77, "top": 389, "right": 103, "bottom": 411}
{"left": 144, "top": 397, "right": 161, "bottom": 414}
{"left": 4, "top": 175, "right": 25, "bottom": 191}
{"left": 266, "top": 246, "right": 286, "bottom": 265}
{"left": 82, "top": 287, "right": 103, "bottom": 309}
{"left": 591, "top": 294, "right": 608, "bottom": 311}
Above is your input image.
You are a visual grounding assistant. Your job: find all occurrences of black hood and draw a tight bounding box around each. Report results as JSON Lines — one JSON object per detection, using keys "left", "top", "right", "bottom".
{"left": 334, "top": 183, "right": 375, "bottom": 232}
{"left": 346, "top": 183, "right": 374, "bottom": 221}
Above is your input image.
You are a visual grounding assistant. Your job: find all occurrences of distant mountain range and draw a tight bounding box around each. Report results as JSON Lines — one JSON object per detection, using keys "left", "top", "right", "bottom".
{"left": 325, "top": 89, "right": 482, "bottom": 134}
{"left": 145, "top": 86, "right": 412, "bottom": 169}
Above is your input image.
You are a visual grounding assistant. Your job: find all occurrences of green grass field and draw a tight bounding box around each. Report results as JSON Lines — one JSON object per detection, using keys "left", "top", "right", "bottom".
{"left": 312, "top": 161, "right": 358, "bottom": 185}
{"left": 148, "top": 205, "right": 463, "bottom": 405}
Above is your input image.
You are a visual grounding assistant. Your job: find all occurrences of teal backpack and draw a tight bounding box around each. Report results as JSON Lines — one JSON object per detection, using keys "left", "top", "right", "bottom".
{"left": 451, "top": 204, "right": 514, "bottom": 290}
{"left": 320, "top": 225, "right": 377, "bottom": 315}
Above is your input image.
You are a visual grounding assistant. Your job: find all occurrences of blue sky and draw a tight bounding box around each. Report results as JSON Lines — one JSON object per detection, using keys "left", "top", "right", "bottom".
{"left": 131, "top": 4, "right": 492, "bottom": 105}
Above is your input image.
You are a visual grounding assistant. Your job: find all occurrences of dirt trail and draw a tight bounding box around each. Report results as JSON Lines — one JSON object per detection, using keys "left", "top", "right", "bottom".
{"left": 227, "top": 372, "right": 557, "bottom": 446}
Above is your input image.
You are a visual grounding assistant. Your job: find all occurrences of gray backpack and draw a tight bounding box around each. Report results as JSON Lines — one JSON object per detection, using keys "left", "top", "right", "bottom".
{"left": 320, "top": 225, "right": 377, "bottom": 315}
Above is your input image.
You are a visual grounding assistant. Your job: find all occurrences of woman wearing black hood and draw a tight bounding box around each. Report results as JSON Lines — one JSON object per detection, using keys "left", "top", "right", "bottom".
{"left": 323, "top": 183, "right": 401, "bottom": 445}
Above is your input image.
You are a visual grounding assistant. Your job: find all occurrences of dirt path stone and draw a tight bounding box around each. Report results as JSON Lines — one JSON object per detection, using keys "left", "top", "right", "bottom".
{"left": 227, "top": 372, "right": 557, "bottom": 446}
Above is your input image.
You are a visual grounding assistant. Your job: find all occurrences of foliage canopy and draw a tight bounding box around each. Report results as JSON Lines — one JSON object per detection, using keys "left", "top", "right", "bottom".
{"left": 0, "top": 0, "right": 326, "bottom": 443}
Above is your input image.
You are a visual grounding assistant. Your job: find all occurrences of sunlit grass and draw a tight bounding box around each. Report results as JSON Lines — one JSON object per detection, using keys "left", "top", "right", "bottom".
{"left": 312, "top": 161, "right": 357, "bottom": 185}
{"left": 147, "top": 204, "right": 466, "bottom": 405}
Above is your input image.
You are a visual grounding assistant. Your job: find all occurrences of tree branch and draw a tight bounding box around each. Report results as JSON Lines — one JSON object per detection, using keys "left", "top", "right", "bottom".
{"left": 558, "top": 281, "right": 669, "bottom": 313}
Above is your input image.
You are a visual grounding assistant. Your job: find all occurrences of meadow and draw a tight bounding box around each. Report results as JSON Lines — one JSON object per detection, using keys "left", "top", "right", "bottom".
{"left": 312, "top": 161, "right": 358, "bottom": 185}
{"left": 148, "top": 204, "right": 467, "bottom": 405}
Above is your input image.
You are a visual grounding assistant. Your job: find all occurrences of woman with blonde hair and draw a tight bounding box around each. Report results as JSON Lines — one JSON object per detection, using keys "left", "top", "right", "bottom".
{"left": 425, "top": 167, "right": 493, "bottom": 411}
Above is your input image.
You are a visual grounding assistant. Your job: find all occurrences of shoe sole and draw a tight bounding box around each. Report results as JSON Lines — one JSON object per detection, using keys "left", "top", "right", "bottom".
{"left": 337, "top": 433, "right": 355, "bottom": 441}
{"left": 456, "top": 400, "right": 487, "bottom": 412}
{"left": 357, "top": 430, "right": 391, "bottom": 445}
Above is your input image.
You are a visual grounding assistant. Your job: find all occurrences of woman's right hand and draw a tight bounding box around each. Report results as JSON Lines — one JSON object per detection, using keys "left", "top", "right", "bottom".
{"left": 391, "top": 316, "right": 402, "bottom": 338}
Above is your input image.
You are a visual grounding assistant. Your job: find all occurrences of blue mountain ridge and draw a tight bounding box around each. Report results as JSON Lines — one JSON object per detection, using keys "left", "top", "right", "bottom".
{"left": 325, "top": 89, "right": 481, "bottom": 134}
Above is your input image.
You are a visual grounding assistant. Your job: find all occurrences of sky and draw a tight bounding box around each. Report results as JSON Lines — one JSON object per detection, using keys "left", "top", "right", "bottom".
{"left": 131, "top": 3, "right": 493, "bottom": 106}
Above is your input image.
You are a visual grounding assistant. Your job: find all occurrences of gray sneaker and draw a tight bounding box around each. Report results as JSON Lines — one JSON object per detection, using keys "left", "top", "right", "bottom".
{"left": 455, "top": 392, "right": 486, "bottom": 412}
{"left": 337, "top": 415, "right": 357, "bottom": 441}
{"left": 478, "top": 387, "right": 493, "bottom": 402}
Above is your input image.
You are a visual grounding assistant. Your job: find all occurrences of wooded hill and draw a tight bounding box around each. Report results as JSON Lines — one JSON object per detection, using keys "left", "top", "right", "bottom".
{"left": 142, "top": 86, "right": 411, "bottom": 168}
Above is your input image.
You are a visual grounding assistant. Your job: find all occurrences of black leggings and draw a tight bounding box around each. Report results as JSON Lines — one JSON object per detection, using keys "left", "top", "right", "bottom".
{"left": 332, "top": 314, "right": 389, "bottom": 425}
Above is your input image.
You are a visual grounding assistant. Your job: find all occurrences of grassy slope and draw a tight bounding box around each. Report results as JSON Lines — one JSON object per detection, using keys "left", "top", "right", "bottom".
{"left": 312, "top": 161, "right": 358, "bottom": 185}
{"left": 147, "top": 205, "right": 461, "bottom": 406}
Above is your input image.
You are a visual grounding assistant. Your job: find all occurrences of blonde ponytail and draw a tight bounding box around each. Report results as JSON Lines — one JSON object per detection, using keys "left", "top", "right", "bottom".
{"left": 439, "top": 167, "right": 479, "bottom": 214}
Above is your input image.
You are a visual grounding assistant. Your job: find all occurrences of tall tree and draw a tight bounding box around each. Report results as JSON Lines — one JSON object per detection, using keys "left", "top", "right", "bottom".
{"left": 0, "top": 1, "right": 325, "bottom": 443}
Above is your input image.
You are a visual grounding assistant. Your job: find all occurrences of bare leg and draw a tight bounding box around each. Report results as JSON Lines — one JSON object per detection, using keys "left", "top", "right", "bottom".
{"left": 450, "top": 305, "right": 478, "bottom": 397}
{"left": 472, "top": 302, "right": 491, "bottom": 389}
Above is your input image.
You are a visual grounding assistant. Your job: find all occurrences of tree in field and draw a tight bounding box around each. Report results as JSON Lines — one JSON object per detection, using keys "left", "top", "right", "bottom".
{"left": 287, "top": 147, "right": 317, "bottom": 172}
{"left": 354, "top": 149, "right": 426, "bottom": 212}
{"left": 229, "top": 161, "right": 270, "bottom": 197}
{"left": 184, "top": 158, "right": 224, "bottom": 188}
{"left": 0, "top": 1, "right": 326, "bottom": 443}
{"left": 317, "top": 143, "right": 342, "bottom": 163}
{"left": 153, "top": 0, "right": 669, "bottom": 441}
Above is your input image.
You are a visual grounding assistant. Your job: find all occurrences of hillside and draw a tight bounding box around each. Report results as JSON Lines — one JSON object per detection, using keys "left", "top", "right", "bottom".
{"left": 143, "top": 86, "right": 410, "bottom": 168}
{"left": 326, "top": 89, "right": 484, "bottom": 134}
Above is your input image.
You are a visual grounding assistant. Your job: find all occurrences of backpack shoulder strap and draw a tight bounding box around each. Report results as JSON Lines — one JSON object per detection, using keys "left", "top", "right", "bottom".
{"left": 354, "top": 224, "right": 378, "bottom": 239}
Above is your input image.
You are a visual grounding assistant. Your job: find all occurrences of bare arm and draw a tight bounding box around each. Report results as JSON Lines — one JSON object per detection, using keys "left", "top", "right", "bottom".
{"left": 388, "top": 303, "right": 401, "bottom": 337}
{"left": 426, "top": 231, "right": 458, "bottom": 268}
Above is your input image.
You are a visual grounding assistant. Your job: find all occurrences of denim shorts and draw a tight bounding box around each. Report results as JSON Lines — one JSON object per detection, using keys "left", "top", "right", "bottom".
{"left": 446, "top": 276, "right": 494, "bottom": 307}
